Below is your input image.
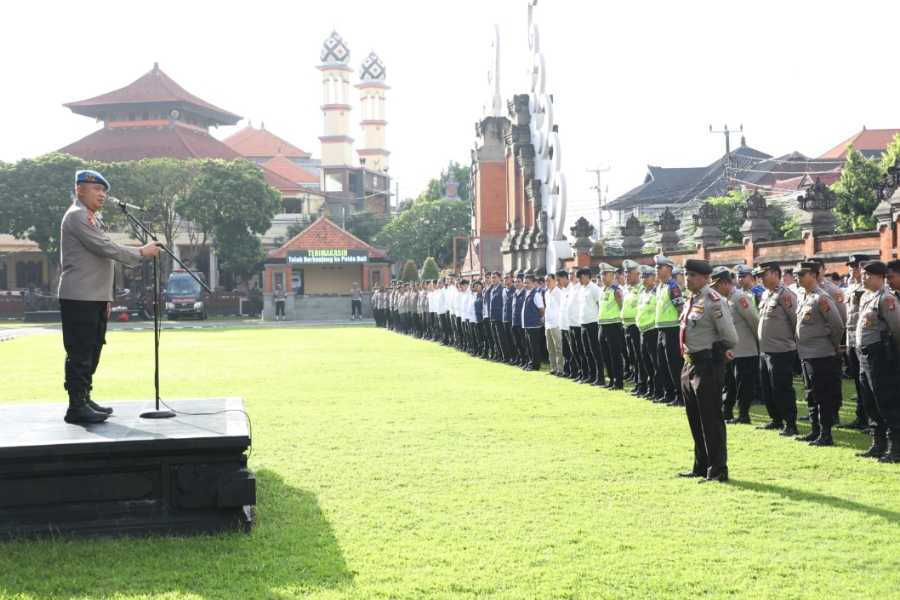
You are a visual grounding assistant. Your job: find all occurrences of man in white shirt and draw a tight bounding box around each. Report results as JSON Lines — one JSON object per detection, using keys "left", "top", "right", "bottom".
{"left": 577, "top": 267, "right": 605, "bottom": 386}
{"left": 567, "top": 269, "right": 586, "bottom": 381}
{"left": 544, "top": 272, "right": 565, "bottom": 376}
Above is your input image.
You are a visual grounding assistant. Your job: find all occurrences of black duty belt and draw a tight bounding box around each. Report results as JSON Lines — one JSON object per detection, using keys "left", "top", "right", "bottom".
{"left": 685, "top": 349, "right": 713, "bottom": 364}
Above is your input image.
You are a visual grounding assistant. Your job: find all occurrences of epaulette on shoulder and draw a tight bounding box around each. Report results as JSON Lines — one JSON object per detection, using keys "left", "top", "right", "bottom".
{"left": 707, "top": 289, "right": 721, "bottom": 301}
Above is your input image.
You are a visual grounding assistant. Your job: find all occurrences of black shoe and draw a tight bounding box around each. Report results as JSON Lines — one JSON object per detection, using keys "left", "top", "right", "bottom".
{"left": 729, "top": 415, "right": 751, "bottom": 425}
{"left": 722, "top": 412, "right": 735, "bottom": 422}
{"left": 878, "top": 434, "right": 900, "bottom": 463}
{"left": 701, "top": 468, "right": 728, "bottom": 483}
{"left": 857, "top": 432, "right": 887, "bottom": 458}
{"left": 756, "top": 421, "right": 783, "bottom": 430}
{"left": 796, "top": 430, "right": 820, "bottom": 442}
{"left": 613, "top": 383, "right": 624, "bottom": 390}
{"left": 64, "top": 392, "right": 108, "bottom": 425}
{"left": 677, "top": 469, "right": 705, "bottom": 478}
{"left": 840, "top": 419, "right": 867, "bottom": 430}
{"left": 85, "top": 389, "right": 113, "bottom": 415}
{"left": 809, "top": 434, "right": 834, "bottom": 447}
{"left": 780, "top": 424, "right": 799, "bottom": 437}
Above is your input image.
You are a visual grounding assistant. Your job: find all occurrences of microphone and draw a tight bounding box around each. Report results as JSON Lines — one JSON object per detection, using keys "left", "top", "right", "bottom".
{"left": 109, "top": 196, "right": 145, "bottom": 211}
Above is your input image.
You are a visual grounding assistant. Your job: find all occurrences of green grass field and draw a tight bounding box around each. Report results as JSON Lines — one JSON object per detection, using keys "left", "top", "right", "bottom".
{"left": 1, "top": 325, "right": 898, "bottom": 600}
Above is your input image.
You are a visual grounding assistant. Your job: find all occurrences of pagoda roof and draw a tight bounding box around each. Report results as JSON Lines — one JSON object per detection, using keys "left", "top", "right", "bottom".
{"left": 223, "top": 124, "right": 311, "bottom": 159}
{"left": 64, "top": 63, "right": 241, "bottom": 125}
{"left": 262, "top": 155, "right": 320, "bottom": 186}
{"left": 267, "top": 216, "right": 387, "bottom": 260}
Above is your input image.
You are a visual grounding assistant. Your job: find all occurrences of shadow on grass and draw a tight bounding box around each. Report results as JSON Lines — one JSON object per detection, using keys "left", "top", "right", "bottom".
{"left": 747, "top": 404, "right": 870, "bottom": 451}
{"left": 0, "top": 469, "right": 353, "bottom": 599}
{"left": 729, "top": 479, "right": 900, "bottom": 525}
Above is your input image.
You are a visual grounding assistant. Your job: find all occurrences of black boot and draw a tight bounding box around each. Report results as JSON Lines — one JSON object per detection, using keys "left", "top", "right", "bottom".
{"left": 878, "top": 431, "right": 900, "bottom": 463}
{"left": 85, "top": 388, "right": 113, "bottom": 415}
{"left": 796, "top": 406, "right": 819, "bottom": 441}
{"left": 64, "top": 391, "right": 108, "bottom": 424}
{"left": 809, "top": 423, "right": 834, "bottom": 446}
{"left": 857, "top": 428, "right": 887, "bottom": 458}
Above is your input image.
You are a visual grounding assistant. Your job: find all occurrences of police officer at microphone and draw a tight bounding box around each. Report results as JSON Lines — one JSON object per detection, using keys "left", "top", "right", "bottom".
{"left": 58, "top": 170, "right": 162, "bottom": 424}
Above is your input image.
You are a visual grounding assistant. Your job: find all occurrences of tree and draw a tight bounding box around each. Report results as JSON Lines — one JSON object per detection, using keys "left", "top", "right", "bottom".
{"left": 345, "top": 211, "right": 386, "bottom": 244}
{"left": 831, "top": 147, "right": 881, "bottom": 233}
{"left": 179, "top": 159, "right": 281, "bottom": 285}
{"left": 879, "top": 133, "right": 900, "bottom": 174}
{"left": 420, "top": 161, "right": 471, "bottom": 203}
{"left": 701, "top": 190, "right": 793, "bottom": 245}
{"left": 0, "top": 153, "right": 88, "bottom": 264}
{"left": 421, "top": 256, "right": 440, "bottom": 281}
{"left": 400, "top": 259, "right": 419, "bottom": 282}
{"left": 375, "top": 198, "right": 471, "bottom": 266}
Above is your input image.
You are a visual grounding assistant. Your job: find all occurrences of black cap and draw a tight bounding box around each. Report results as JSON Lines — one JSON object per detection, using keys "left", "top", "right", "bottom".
{"left": 710, "top": 266, "right": 733, "bottom": 282}
{"left": 684, "top": 259, "right": 712, "bottom": 275}
{"left": 847, "top": 254, "right": 874, "bottom": 267}
{"left": 863, "top": 261, "right": 888, "bottom": 276}
{"left": 887, "top": 259, "right": 900, "bottom": 273}
{"left": 796, "top": 261, "right": 820, "bottom": 274}
{"left": 753, "top": 261, "right": 781, "bottom": 276}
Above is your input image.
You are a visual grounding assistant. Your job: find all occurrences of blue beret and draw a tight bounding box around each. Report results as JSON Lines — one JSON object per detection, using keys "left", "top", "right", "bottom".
{"left": 75, "top": 169, "right": 110, "bottom": 191}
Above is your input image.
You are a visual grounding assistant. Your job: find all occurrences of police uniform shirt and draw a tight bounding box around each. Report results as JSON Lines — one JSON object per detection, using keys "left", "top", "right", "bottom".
{"left": 727, "top": 288, "right": 760, "bottom": 358}
{"left": 758, "top": 285, "right": 798, "bottom": 353}
{"left": 578, "top": 281, "right": 602, "bottom": 326}
{"left": 796, "top": 286, "right": 843, "bottom": 359}
{"left": 856, "top": 287, "right": 900, "bottom": 348}
{"left": 58, "top": 200, "right": 142, "bottom": 302}
{"left": 682, "top": 285, "right": 739, "bottom": 353}
{"left": 819, "top": 278, "right": 847, "bottom": 324}
{"left": 845, "top": 279, "right": 864, "bottom": 347}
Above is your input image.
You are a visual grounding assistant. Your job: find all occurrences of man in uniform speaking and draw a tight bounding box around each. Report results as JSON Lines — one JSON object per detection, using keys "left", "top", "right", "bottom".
{"left": 58, "top": 170, "right": 162, "bottom": 424}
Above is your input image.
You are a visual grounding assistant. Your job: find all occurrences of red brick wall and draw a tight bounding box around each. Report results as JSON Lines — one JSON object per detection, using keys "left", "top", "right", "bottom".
{"left": 476, "top": 162, "right": 508, "bottom": 236}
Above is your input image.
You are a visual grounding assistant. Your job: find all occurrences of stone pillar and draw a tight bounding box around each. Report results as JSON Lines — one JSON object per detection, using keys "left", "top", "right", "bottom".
{"left": 620, "top": 215, "right": 645, "bottom": 254}
{"left": 657, "top": 208, "right": 680, "bottom": 253}
{"left": 570, "top": 217, "right": 595, "bottom": 268}
{"left": 740, "top": 190, "right": 773, "bottom": 243}
{"left": 873, "top": 188, "right": 895, "bottom": 261}
{"left": 692, "top": 202, "right": 723, "bottom": 248}
{"left": 208, "top": 248, "right": 219, "bottom": 291}
{"left": 796, "top": 178, "right": 837, "bottom": 238}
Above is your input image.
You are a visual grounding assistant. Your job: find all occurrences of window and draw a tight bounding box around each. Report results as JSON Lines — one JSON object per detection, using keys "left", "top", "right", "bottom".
{"left": 370, "top": 270, "right": 381, "bottom": 288}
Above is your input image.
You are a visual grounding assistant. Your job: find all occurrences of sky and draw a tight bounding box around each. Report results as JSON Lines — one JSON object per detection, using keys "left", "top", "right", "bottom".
{"left": 2, "top": 0, "right": 899, "bottom": 233}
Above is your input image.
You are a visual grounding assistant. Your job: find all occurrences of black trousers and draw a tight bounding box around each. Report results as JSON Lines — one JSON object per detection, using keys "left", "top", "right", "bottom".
{"left": 681, "top": 356, "right": 727, "bottom": 476}
{"left": 657, "top": 327, "right": 683, "bottom": 403}
{"left": 846, "top": 346, "right": 867, "bottom": 422}
{"left": 859, "top": 344, "right": 900, "bottom": 434}
{"left": 600, "top": 322, "right": 625, "bottom": 387}
{"left": 640, "top": 329, "right": 660, "bottom": 397}
{"left": 801, "top": 355, "right": 842, "bottom": 429}
{"left": 512, "top": 326, "right": 527, "bottom": 363}
{"left": 725, "top": 355, "right": 759, "bottom": 418}
{"left": 275, "top": 300, "right": 285, "bottom": 317}
{"left": 624, "top": 324, "right": 641, "bottom": 385}
{"left": 561, "top": 329, "right": 574, "bottom": 376}
{"left": 351, "top": 299, "right": 362, "bottom": 318}
{"left": 60, "top": 299, "right": 108, "bottom": 396}
{"left": 526, "top": 327, "right": 543, "bottom": 369}
{"left": 760, "top": 351, "right": 798, "bottom": 426}
{"left": 581, "top": 322, "right": 603, "bottom": 383}
{"left": 569, "top": 326, "right": 585, "bottom": 379}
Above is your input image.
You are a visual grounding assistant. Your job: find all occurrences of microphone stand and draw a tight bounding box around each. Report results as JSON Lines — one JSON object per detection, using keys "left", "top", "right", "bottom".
{"left": 118, "top": 203, "right": 212, "bottom": 420}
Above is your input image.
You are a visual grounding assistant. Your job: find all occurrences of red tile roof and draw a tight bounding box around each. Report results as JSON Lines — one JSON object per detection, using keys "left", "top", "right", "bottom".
{"left": 223, "top": 125, "right": 311, "bottom": 158}
{"left": 820, "top": 128, "right": 900, "bottom": 159}
{"left": 268, "top": 216, "right": 387, "bottom": 259}
{"left": 64, "top": 64, "right": 241, "bottom": 125}
{"left": 59, "top": 124, "right": 242, "bottom": 161}
{"left": 58, "top": 123, "right": 304, "bottom": 195}
{"left": 262, "top": 155, "right": 320, "bottom": 185}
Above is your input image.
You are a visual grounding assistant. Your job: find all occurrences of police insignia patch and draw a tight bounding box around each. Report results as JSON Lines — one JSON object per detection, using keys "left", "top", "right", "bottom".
{"left": 783, "top": 296, "right": 792, "bottom": 309}
{"left": 819, "top": 298, "right": 830, "bottom": 313}
{"left": 887, "top": 297, "right": 897, "bottom": 311}
{"left": 739, "top": 297, "right": 749, "bottom": 309}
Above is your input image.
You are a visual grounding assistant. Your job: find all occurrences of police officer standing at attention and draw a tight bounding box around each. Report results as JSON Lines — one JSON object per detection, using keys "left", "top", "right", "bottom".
{"left": 654, "top": 255, "right": 685, "bottom": 406}
{"left": 855, "top": 261, "right": 900, "bottom": 462}
{"left": 59, "top": 170, "right": 162, "bottom": 424}
{"left": 755, "top": 262, "right": 799, "bottom": 436}
{"left": 620, "top": 260, "right": 642, "bottom": 390}
{"left": 598, "top": 263, "right": 625, "bottom": 389}
{"left": 794, "top": 262, "right": 844, "bottom": 446}
{"left": 843, "top": 255, "right": 870, "bottom": 430}
{"left": 678, "top": 259, "right": 738, "bottom": 482}
{"left": 710, "top": 267, "right": 759, "bottom": 424}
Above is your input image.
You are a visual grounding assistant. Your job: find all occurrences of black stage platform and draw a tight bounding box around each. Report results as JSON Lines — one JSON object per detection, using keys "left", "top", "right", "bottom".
{"left": 0, "top": 398, "right": 255, "bottom": 538}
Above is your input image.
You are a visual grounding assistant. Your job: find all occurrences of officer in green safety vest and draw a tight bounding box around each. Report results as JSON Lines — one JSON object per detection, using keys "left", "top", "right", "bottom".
{"left": 635, "top": 265, "right": 661, "bottom": 400}
{"left": 655, "top": 255, "right": 686, "bottom": 406}
{"left": 598, "top": 263, "right": 625, "bottom": 389}
{"left": 620, "top": 260, "right": 642, "bottom": 390}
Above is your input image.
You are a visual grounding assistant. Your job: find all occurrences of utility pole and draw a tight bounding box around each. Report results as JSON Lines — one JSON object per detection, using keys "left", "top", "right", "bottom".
{"left": 587, "top": 165, "right": 610, "bottom": 238}
{"left": 709, "top": 123, "right": 743, "bottom": 156}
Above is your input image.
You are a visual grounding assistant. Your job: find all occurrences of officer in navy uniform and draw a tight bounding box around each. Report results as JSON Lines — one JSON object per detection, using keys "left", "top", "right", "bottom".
{"left": 855, "top": 261, "right": 900, "bottom": 462}
{"left": 678, "top": 259, "right": 738, "bottom": 482}
{"left": 501, "top": 273, "right": 516, "bottom": 364}
{"left": 58, "top": 170, "right": 162, "bottom": 424}
{"left": 488, "top": 272, "right": 505, "bottom": 361}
